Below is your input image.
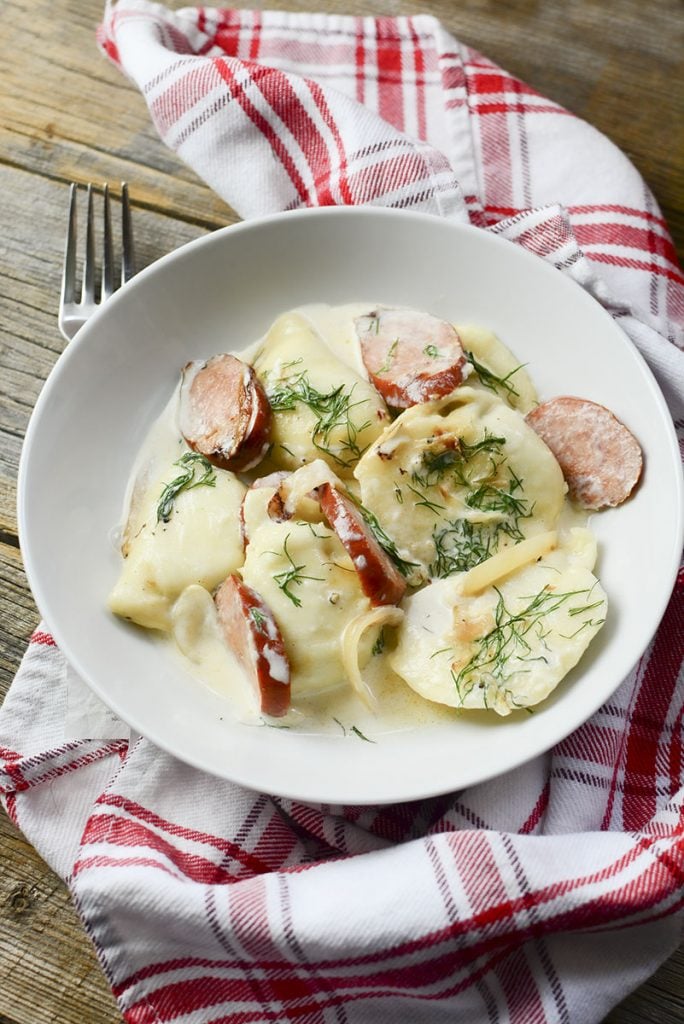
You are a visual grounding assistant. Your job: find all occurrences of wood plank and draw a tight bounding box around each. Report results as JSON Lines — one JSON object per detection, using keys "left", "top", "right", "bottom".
{"left": 606, "top": 948, "right": 684, "bottom": 1023}
{"left": 0, "top": 810, "right": 121, "bottom": 1024}
{"left": 0, "top": 543, "right": 38, "bottom": 689}
{"left": 0, "top": 2, "right": 234, "bottom": 228}
{"left": 0, "top": 541, "right": 121, "bottom": 1022}
{"left": 0, "top": 162, "right": 212, "bottom": 537}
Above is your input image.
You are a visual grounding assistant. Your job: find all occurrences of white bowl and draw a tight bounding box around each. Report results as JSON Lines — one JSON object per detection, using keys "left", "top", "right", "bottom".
{"left": 18, "top": 207, "right": 683, "bottom": 804}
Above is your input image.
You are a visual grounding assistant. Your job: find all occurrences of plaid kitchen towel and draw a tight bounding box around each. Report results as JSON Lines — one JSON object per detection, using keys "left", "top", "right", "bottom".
{"left": 2, "top": 3, "right": 684, "bottom": 1022}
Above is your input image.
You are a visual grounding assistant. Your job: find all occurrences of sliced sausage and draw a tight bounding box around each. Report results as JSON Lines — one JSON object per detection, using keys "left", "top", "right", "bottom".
{"left": 355, "top": 308, "right": 467, "bottom": 408}
{"left": 214, "top": 574, "right": 290, "bottom": 717}
{"left": 317, "top": 482, "right": 406, "bottom": 606}
{"left": 526, "top": 397, "right": 643, "bottom": 510}
{"left": 180, "top": 354, "right": 271, "bottom": 472}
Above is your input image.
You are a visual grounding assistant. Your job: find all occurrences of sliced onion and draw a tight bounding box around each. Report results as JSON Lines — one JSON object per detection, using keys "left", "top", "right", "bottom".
{"left": 341, "top": 605, "right": 404, "bottom": 710}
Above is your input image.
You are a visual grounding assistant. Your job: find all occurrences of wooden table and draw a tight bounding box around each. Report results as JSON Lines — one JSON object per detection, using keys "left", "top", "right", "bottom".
{"left": 1, "top": 1, "right": 682, "bottom": 1020}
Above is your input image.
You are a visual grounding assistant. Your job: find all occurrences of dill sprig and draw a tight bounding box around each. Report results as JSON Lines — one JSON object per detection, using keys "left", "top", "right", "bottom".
{"left": 333, "top": 719, "right": 376, "bottom": 742}
{"left": 411, "top": 433, "right": 506, "bottom": 490}
{"left": 451, "top": 585, "right": 594, "bottom": 703}
{"left": 465, "top": 469, "right": 530, "bottom": 531}
{"left": 351, "top": 725, "right": 376, "bottom": 743}
{"left": 409, "top": 434, "right": 531, "bottom": 573}
{"left": 560, "top": 616, "right": 606, "bottom": 640}
{"left": 430, "top": 519, "right": 500, "bottom": 577}
{"left": 465, "top": 350, "right": 524, "bottom": 399}
{"left": 406, "top": 483, "right": 446, "bottom": 515}
{"left": 267, "top": 370, "right": 371, "bottom": 468}
{"left": 248, "top": 607, "right": 271, "bottom": 637}
{"left": 271, "top": 534, "right": 324, "bottom": 607}
{"left": 376, "top": 339, "right": 399, "bottom": 374}
{"left": 156, "top": 452, "right": 216, "bottom": 523}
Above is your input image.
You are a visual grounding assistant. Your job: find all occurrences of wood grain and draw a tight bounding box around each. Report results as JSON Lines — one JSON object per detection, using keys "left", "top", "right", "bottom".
{"left": 0, "top": 0, "right": 682, "bottom": 1021}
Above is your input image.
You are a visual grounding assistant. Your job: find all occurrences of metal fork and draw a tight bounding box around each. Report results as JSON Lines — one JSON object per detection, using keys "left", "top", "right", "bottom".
{"left": 58, "top": 182, "right": 135, "bottom": 341}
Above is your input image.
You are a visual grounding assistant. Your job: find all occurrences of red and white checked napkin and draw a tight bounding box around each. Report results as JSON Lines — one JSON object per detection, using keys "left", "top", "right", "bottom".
{"left": 3, "top": 4, "right": 684, "bottom": 1021}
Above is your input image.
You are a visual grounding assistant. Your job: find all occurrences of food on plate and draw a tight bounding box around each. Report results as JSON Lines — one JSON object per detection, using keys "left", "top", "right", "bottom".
{"left": 251, "top": 311, "right": 389, "bottom": 478}
{"left": 264, "top": 459, "right": 338, "bottom": 524}
{"left": 180, "top": 353, "right": 271, "bottom": 471}
{"left": 457, "top": 323, "right": 536, "bottom": 414}
{"left": 526, "top": 396, "right": 643, "bottom": 509}
{"left": 355, "top": 307, "right": 467, "bottom": 408}
{"left": 391, "top": 528, "right": 606, "bottom": 715}
{"left": 318, "top": 481, "right": 407, "bottom": 606}
{"left": 109, "top": 303, "right": 642, "bottom": 727}
{"left": 214, "top": 574, "right": 290, "bottom": 717}
{"left": 353, "top": 387, "right": 566, "bottom": 585}
{"left": 240, "top": 516, "right": 372, "bottom": 697}
{"left": 108, "top": 403, "right": 246, "bottom": 631}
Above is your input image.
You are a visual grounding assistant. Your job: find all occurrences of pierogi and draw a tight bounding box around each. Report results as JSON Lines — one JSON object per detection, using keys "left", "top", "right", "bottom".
{"left": 108, "top": 303, "right": 623, "bottom": 728}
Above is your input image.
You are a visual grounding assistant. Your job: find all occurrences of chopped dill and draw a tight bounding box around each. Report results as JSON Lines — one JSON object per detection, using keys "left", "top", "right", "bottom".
{"left": 411, "top": 446, "right": 459, "bottom": 486}
{"left": 451, "top": 585, "right": 595, "bottom": 703}
{"left": 297, "top": 521, "right": 332, "bottom": 539}
{"left": 568, "top": 598, "right": 604, "bottom": 617}
{"left": 560, "top": 617, "right": 606, "bottom": 640}
{"left": 411, "top": 433, "right": 506, "bottom": 490}
{"left": 249, "top": 607, "right": 267, "bottom": 631}
{"left": 351, "top": 725, "right": 376, "bottom": 743}
{"left": 333, "top": 719, "right": 376, "bottom": 742}
{"left": 372, "top": 628, "right": 386, "bottom": 656}
{"left": 430, "top": 519, "right": 499, "bottom": 577}
{"left": 424, "top": 344, "right": 440, "bottom": 358}
{"left": 465, "top": 350, "right": 524, "bottom": 400}
{"left": 376, "top": 339, "right": 399, "bottom": 375}
{"left": 267, "top": 370, "right": 371, "bottom": 469}
{"left": 270, "top": 534, "right": 324, "bottom": 607}
{"left": 156, "top": 452, "right": 216, "bottom": 523}
{"left": 417, "top": 444, "right": 531, "bottom": 576}
{"left": 406, "top": 483, "right": 446, "bottom": 515}
{"left": 465, "top": 471, "right": 530, "bottom": 530}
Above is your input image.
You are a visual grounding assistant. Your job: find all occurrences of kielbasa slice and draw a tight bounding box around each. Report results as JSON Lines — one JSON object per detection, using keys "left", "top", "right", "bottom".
{"left": 526, "top": 397, "right": 643, "bottom": 510}
{"left": 214, "top": 574, "right": 290, "bottom": 717}
{"left": 355, "top": 308, "right": 466, "bottom": 408}
{"left": 318, "top": 483, "right": 406, "bottom": 606}
{"left": 180, "top": 354, "right": 271, "bottom": 472}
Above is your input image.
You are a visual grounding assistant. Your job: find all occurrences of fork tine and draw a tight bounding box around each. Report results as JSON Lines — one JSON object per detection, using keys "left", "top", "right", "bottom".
{"left": 101, "top": 183, "right": 115, "bottom": 301}
{"left": 121, "top": 182, "right": 135, "bottom": 285}
{"left": 59, "top": 180, "right": 137, "bottom": 343}
{"left": 81, "top": 183, "right": 96, "bottom": 305}
{"left": 60, "top": 183, "right": 78, "bottom": 308}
